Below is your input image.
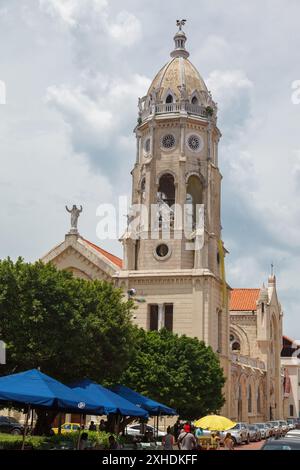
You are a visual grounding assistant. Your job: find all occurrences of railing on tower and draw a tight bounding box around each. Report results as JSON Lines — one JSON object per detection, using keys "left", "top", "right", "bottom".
{"left": 231, "top": 353, "right": 266, "bottom": 371}
{"left": 141, "top": 101, "right": 208, "bottom": 121}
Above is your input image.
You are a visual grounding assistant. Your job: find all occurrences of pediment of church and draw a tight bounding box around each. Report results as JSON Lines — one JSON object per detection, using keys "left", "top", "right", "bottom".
{"left": 41, "top": 233, "right": 122, "bottom": 282}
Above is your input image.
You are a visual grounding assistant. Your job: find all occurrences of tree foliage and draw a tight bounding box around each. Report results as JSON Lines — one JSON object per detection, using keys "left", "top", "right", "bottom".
{"left": 0, "top": 258, "right": 135, "bottom": 384}
{"left": 121, "top": 328, "right": 226, "bottom": 419}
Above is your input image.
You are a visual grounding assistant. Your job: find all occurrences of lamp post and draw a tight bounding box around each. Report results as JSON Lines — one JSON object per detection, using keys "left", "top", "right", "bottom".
{"left": 127, "top": 288, "right": 146, "bottom": 303}
{"left": 0, "top": 340, "right": 6, "bottom": 365}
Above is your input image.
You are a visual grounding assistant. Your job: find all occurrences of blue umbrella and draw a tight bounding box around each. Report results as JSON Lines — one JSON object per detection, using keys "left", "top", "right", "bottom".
{"left": 70, "top": 379, "right": 148, "bottom": 418}
{"left": 111, "top": 385, "right": 176, "bottom": 416}
{"left": 0, "top": 369, "right": 103, "bottom": 414}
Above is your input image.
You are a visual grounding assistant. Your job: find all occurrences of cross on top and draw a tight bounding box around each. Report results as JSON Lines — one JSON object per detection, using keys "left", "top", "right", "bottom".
{"left": 176, "top": 19, "right": 186, "bottom": 31}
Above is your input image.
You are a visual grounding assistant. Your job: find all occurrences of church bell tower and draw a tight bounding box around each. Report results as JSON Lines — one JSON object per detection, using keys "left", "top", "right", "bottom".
{"left": 123, "top": 21, "right": 222, "bottom": 276}
{"left": 117, "top": 24, "right": 230, "bottom": 413}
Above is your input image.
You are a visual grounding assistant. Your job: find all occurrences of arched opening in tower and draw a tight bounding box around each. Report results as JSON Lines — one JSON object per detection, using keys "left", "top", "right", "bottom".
{"left": 166, "top": 94, "right": 173, "bottom": 104}
{"left": 185, "top": 175, "right": 203, "bottom": 229}
{"left": 157, "top": 173, "right": 175, "bottom": 207}
{"left": 157, "top": 174, "right": 175, "bottom": 228}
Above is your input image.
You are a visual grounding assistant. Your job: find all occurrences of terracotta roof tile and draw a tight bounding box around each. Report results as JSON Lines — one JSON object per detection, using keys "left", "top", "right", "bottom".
{"left": 230, "top": 288, "right": 260, "bottom": 311}
{"left": 81, "top": 238, "right": 123, "bottom": 269}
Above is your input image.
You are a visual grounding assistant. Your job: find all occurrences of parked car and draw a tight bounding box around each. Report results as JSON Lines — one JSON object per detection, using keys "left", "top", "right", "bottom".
{"left": 279, "top": 420, "right": 289, "bottom": 434}
{"left": 248, "top": 424, "right": 261, "bottom": 442}
{"left": 51, "top": 422, "right": 81, "bottom": 434}
{"left": 254, "top": 423, "right": 270, "bottom": 439}
{"left": 285, "top": 429, "right": 300, "bottom": 439}
{"left": 264, "top": 422, "right": 275, "bottom": 436}
{"left": 261, "top": 437, "right": 300, "bottom": 450}
{"left": 293, "top": 418, "right": 300, "bottom": 429}
{"left": 219, "top": 422, "right": 250, "bottom": 445}
{"left": 0, "top": 416, "right": 24, "bottom": 435}
{"left": 126, "top": 424, "right": 166, "bottom": 438}
{"left": 286, "top": 418, "right": 296, "bottom": 430}
{"left": 268, "top": 421, "right": 282, "bottom": 436}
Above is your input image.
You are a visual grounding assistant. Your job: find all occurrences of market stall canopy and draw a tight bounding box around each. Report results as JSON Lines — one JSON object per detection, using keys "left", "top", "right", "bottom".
{"left": 0, "top": 369, "right": 103, "bottom": 414}
{"left": 194, "top": 415, "right": 236, "bottom": 431}
{"left": 70, "top": 379, "right": 148, "bottom": 418}
{"left": 111, "top": 385, "right": 176, "bottom": 416}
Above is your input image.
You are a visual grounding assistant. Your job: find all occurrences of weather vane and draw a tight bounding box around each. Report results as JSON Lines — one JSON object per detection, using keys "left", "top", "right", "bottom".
{"left": 176, "top": 19, "right": 186, "bottom": 31}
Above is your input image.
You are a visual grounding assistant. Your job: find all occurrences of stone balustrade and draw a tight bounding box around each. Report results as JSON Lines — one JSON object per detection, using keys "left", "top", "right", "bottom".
{"left": 231, "top": 353, "right": 266, "bottom": 371}
{"left": 141, "top": 101, "right": 209, "bottom": 121}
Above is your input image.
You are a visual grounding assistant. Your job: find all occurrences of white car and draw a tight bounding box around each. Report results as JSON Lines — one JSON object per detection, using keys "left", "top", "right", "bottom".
{"left": 285, "top": 429, "right": 300, "bottom": 439}
{"left": 287, "top": 419, "right": 296, "bottom": 430}
{"left": 126, "top": 424, "right": 166, "bottom": 437}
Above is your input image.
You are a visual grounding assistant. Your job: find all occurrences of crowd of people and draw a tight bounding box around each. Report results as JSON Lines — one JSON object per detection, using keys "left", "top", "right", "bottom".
{"left": 163, "top": 420, "right": 235, "bottom": 451}
{"left": 82, "top": 418, "right": 235, "bottom": 450}
{"left": 88, "top": 419, "right": 107, "bottom": 432}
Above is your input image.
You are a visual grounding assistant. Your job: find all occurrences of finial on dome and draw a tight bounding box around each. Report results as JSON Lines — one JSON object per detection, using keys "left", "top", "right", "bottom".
{"left": 176, "top": 19, "right": 186, "bottom": 31}
{"left": 171, "top": 20, "right": 189, "bottom": 59}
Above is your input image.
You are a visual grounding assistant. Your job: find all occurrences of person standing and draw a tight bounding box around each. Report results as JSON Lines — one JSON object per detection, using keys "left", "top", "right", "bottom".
{"left": 177, "top": 428, "right": 197, "bottom": 450}
{"left": 88, "top": 421, "right": 97, "bottom": 431}
{"left": 223, "top": 432, "right": 234, "bottom": 450}
{"left": 162, "top": 426, "right": 175, "bottom": 450}
{"left": 99, "top": 419, "right": 107, "bottom": 432}
{"left": 108, "top": 435, "right": 119, "bottom": 450}
{"left": 173, "top": 419, "right": 181, "bottom": 441}
{"left": 183, "top": 422, "right": 191, "bottom": 433}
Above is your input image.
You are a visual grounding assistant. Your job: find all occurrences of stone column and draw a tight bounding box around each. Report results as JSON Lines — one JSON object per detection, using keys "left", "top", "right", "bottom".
{"left": 158, "top": 304, "right": 165, "bottom": 330}
{"left": 136, "top": 133, "right": 141, "bottom": 164}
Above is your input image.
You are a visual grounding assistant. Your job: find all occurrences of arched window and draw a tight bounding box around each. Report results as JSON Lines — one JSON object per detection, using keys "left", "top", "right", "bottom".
{"left": 158, "top": 174, "right": 175, "bottom": 207}
{"left": 166, "top": 94, "right": 173, "bottom": 104}
{"left": 230, "top": 332, "right": 241, "bottom": 352}
{"left": 157, "top": 174, "right": 175, "bottom": 228}
{"left": 185, "top": 175, "right": 203, "bottom": 229}
{"left": 191, "top": 95, "right": 198, "bottom": 105}
{"left": 247, "top": 384, "right": 252, "bottom": 413}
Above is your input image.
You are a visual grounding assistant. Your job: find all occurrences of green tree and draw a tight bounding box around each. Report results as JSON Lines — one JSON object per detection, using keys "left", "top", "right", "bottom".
{"left": 0, "top": 258, "right": 135, "bottom": 432}
{"left": 121, "top": 328, "right": 226, "bottom": 419}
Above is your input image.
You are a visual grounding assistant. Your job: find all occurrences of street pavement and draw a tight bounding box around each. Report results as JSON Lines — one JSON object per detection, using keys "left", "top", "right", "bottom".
{"left": 233, "top": 440, "right": 263, "bottom": 450}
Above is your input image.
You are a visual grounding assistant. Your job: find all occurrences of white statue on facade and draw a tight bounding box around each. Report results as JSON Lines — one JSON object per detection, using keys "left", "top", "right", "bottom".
{"left": 66, "top": 205, "right": 82, "bottom": 233}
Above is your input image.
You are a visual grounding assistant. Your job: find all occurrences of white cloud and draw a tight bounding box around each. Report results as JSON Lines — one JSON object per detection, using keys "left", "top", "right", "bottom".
{"left": 45, "top": 73, "right": 150, "bottom": 168}
{"left": 39, "top": 0, "right": 141, "bottom": 47}
{"left": 46, "top": 84, "right": 114, "bottom": 148}
{"left": 39, "top": 0, "right": 108, "bottom": 27}
{"left": 207, "top": 69, "right": 253, "bottom": 103}
{"left": 108, "top": 11, "right": 142, "bottom": 46}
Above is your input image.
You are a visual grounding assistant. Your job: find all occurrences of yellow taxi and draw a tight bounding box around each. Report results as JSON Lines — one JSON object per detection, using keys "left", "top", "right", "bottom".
{"left": 51, "top": 422, "right": 81, "bottom": 434}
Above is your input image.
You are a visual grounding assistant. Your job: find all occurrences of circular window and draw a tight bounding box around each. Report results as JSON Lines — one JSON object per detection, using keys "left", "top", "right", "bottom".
{"left": 144, "top": 138, "right": 150, "bottom": 153}
{"left": 187, "top": 134, "right": 202, "bottom": 152}
{"left": 156, "top": 244, "right": 169, "bottom": 258}
{"left": 161, "top": 134, "right": 175, "bottom": 150}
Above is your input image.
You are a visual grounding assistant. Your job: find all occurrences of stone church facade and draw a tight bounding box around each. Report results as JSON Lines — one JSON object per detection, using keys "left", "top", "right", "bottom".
{"left": 42, "top": 25, "right": 284, "bottom": 421}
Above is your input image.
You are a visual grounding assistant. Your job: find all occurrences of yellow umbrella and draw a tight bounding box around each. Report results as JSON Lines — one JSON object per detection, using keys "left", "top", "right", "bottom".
{"left": 194, "top": 415, "right": 236, "bottom": 431}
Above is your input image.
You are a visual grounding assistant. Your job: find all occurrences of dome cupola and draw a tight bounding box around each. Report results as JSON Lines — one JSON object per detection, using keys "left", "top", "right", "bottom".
{"left": 137, "top": 21, "right": 217, "bottom": 124}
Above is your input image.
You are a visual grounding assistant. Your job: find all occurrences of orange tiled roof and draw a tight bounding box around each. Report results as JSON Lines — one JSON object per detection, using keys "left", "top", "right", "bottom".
{"left": 81, "top": 238, "right": 123, "bottom": 269}
{"left": 230, "top": 288, "right": 260, "bottom": 311}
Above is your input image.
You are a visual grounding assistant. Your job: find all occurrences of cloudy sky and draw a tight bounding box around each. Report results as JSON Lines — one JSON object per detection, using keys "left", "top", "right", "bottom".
{"left": 0, "top": 0, "right": 300, "bottom": 337}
